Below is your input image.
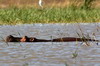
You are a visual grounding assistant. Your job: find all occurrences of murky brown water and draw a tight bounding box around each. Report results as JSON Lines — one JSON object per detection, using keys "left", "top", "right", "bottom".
{"left": 0, "top": 23, "right": 100, "bottom": 66}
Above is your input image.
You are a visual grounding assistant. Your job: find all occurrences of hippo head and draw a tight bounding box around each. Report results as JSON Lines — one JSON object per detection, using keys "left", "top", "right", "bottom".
{"left": 6, "top": 35, "right": 14, "bottom": 42}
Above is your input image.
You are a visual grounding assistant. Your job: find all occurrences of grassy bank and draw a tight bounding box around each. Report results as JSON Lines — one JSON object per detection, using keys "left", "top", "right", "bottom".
{"left": 0, "top": 7, "right": 100, "bottom": 25}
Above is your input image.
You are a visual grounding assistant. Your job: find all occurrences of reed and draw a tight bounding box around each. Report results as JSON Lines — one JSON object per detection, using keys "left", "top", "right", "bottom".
{"left": 0, "top": 36, "right": 9, "bottom": 46}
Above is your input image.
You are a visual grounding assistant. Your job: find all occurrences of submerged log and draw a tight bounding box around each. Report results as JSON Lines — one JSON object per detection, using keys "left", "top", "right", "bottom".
{"left": 5, "top": 35, "right": 99, "bottom": 42}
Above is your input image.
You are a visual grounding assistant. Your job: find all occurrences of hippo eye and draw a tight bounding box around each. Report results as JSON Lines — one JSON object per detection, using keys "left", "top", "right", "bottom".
{"left": 30, "top": 38, "right": 35, "bottom": 42}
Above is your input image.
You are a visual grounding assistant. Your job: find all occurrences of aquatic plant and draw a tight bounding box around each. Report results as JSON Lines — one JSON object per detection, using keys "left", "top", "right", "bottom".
{"left": 72, "top": 52, "right": 78, "bottom": 58}
{"left": 64, "top": 63, "right": 68, "bottom": 66}
{"left": 0, "top": 36, "right": 9, "bottom": 46}
{"left": 23, "top": 63, "right": 29, "bottom": 66}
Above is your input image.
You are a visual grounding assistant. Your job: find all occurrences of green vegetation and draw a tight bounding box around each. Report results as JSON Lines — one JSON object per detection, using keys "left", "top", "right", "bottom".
{"left": 0, "top": 0, "right": 99, "bottom": 25}
{"left": 81, "top": 0, "right": 95, "bottom": 9}
{"left": 0, "top": 7, "right": 100, "bottom": 25}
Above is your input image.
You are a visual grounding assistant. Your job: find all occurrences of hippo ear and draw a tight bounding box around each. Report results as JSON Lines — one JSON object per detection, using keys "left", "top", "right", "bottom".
{"left": 9, "top": 35, "right": 14, "bottom": 38}
{"left": 24, "top": 36, "right": 28, "bottom": 38}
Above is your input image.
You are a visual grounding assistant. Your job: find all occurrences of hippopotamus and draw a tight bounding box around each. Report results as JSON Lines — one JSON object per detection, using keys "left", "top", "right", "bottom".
{"left": 5, "top": 35, "right": 99, "bottom": 42}
{"left": 6, "top": 35, "right": 36, "bottom": 42}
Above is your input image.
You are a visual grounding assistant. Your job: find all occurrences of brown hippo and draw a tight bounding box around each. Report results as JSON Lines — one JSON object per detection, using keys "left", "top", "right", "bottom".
{"left": 6, "top": 35, "right": 36, "bottom": 42}
{"left": 5, "top": 35, "right": 99, "bottom": 42}
{"left": 6, "top": 35, "right": 15, "bottom": 42}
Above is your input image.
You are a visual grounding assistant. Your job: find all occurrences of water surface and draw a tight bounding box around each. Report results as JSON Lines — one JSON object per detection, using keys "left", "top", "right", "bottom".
{"left": 0, "top": 23, "right": 100, "bottom": 66}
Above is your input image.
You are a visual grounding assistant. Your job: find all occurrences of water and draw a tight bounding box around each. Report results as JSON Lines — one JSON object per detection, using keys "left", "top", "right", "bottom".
{"left": 0, "top": 23, "right": 100, "bottom": 66}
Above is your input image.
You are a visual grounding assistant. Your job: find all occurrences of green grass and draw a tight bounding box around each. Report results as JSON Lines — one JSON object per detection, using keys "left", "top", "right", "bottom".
{"left": 0, "top": 7, "right": 100, "bottom": 25}
{"left": 82, "top": 0, "right": 94, "bottom": 9}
